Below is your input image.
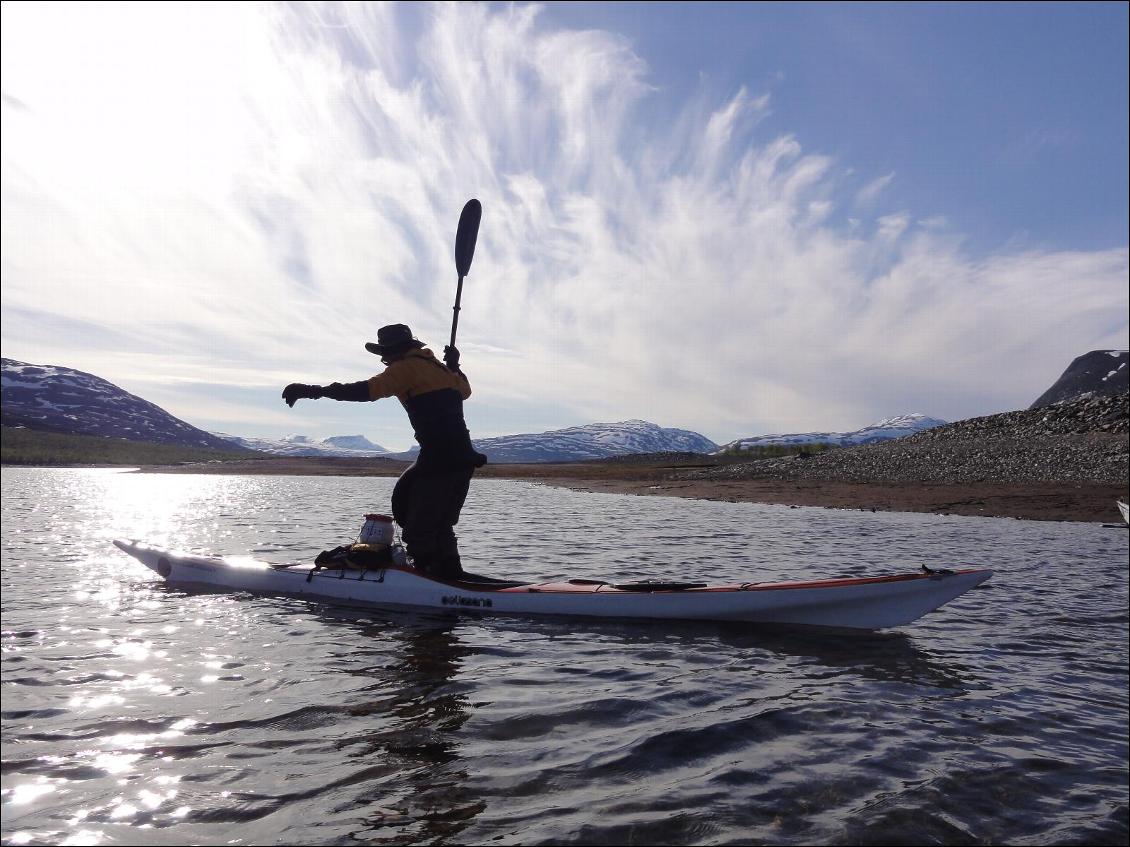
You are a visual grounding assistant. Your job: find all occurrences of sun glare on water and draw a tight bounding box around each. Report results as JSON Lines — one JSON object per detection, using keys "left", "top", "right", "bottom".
{"left": 1, "top": 468, "right": 275, "bottom": 842}
{"left": 54, "top": 469, "right": 257, "bottom": 554}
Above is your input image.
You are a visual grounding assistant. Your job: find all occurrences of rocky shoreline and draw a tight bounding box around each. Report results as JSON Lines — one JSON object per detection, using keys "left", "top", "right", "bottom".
{"left": 676, "top": 392, "right": 1128, "bottom": 487}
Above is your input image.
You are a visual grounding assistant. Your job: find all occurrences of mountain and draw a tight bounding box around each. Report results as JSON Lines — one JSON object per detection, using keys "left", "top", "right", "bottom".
{"left": 322, "top": 435, "right": 387, "bottom": 451}
{"left": 1, "top": 357, "right": 248, "bottom": 452}
{"left": 453, "top": 419, "right": 718, "bottom": 463}
{"left": 216, "top": 420, "right": 716, "bottom": 463}
{"left": 1030, "top": 350, "right": 1129, "bottom": 409}
{"left": 718, "top": 413, "right": 947, "bottom": 451}
{"left": 215, "top": 432, "right": 390, "bottom": 457}
{"left": 0, "top": 354, "right": 940, "bottom": 464}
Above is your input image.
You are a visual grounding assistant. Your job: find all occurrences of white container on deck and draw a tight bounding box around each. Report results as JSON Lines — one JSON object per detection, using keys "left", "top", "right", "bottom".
{"left": 359, "top": 514, "right": 395, "bottom": 547}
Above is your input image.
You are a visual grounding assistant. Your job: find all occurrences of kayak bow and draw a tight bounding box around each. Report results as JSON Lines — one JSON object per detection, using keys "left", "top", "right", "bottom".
{"left": 112, "top": 539, "right": 992, "bottom": 631}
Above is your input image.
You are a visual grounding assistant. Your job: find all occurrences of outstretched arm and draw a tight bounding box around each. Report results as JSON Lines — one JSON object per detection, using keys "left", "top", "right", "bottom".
{"left": 282, "top": 381, "right": 371, "bottom": 407}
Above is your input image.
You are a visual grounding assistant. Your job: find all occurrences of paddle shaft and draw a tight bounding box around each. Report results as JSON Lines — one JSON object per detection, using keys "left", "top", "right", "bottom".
{"left": 449, "top": 274, "right": 465, "bottom": 348}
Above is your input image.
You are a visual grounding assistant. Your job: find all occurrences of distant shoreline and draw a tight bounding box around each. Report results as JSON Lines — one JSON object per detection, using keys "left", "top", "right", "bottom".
{"left": 87, "top": 456, "right": 1126, "bottom": 524}
{"left": 6, "top": 386, "right": 1126, "bottom": 525}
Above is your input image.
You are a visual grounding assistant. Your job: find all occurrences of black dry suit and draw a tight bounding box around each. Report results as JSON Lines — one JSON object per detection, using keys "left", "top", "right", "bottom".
{"left": 321, "top": 347, "right": 484, "bottom": 578}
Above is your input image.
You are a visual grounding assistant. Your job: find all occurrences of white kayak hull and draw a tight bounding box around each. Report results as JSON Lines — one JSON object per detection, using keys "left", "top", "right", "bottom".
{"left": 1118, "top": 499, "right": 1129, "bottom": 525}
{"left": 112, "top": 540, "right": 992, "bottom": 631}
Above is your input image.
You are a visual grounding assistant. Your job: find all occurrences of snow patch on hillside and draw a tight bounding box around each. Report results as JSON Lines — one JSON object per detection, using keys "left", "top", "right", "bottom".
{"left": 472, "top": 419, "right": 718, "bottom": 463}
{"left": 213, "top": 433, "right": 390, "bottom": 457}
{"left": 718, "top": 413, "right": 947, "bottom": 451}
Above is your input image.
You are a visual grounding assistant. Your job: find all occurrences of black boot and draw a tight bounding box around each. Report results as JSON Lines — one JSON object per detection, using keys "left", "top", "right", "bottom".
{"left": 432, "top": 554, "right": 464, "bottom": 581}
{"left": 410, "top": 552, "right": 435, "bottom": 575}
{"left": 433, "top": 534, "right": 464, "bottom": 581}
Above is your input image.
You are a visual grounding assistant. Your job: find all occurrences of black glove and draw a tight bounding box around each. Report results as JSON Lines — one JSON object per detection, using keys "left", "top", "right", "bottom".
{"left": 282, "top": 383, "right": 323, "bottom": 407}
{"left": 443, "top": 345, "right": 461, "bottom": 370}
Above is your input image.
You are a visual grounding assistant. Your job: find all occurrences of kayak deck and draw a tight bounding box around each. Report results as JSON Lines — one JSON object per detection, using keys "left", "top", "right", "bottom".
{"left": 112, "top": 539, "right": 993, "bottom": 631}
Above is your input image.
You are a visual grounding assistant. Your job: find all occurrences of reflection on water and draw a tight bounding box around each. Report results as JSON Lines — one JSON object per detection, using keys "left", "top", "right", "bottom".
{"left": 331, "top": 617, "right": 484, "bottom": 844}
{"left": 2, "top": 467, "right": 1128, "bottom": 845}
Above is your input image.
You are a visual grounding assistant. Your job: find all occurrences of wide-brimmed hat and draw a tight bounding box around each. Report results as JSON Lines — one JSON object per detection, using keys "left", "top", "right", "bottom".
{"left": 365, "top": 324, "right": 426, "bottom": 356}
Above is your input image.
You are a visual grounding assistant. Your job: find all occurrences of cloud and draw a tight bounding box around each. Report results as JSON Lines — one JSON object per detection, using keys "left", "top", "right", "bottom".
{"left": 855, "top": 172, "right": 894, "bottom": 209}
{"left": 2, "top": 2, "right": 1127, "bottom": 443}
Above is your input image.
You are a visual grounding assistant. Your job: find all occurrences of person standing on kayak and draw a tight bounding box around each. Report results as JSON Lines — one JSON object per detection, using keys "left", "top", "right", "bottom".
{"left": 281, "top": 323, "right": 486, "bottom": 580}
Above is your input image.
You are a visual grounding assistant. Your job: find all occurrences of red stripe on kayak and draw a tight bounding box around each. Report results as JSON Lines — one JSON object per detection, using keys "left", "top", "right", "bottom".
{"left": 721, "top": 570, "right": 985, "bottom": 592}
{"left": 492, "top": 568, "right": 991, "bottom": 595}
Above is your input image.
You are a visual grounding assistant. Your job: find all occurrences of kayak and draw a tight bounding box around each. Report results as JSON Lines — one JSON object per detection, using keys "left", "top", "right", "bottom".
{"left": 1118, "top": 499, "right": 1129, "bottom": 525}
{"left": 113, "top": 539, "right": 992, "bottom": 630}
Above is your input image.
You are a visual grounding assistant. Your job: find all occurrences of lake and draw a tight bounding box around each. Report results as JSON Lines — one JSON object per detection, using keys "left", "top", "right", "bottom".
{"left": 1, "top": 467, "right": 1127, "bottom": 845}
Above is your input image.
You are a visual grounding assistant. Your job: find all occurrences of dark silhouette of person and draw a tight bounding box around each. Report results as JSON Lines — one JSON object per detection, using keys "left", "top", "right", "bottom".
{"left": 283, "top": 324, "right": 485, "bottom": 579}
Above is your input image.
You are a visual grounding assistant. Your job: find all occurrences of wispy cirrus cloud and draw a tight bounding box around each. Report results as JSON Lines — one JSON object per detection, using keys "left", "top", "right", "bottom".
{"left": 2, "top": 2, "right": 1126, "bottom": 446}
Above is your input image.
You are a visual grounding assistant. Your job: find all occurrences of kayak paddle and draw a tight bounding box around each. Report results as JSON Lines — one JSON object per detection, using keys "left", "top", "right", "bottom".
{"left": 450, "top": 198, "right": 482, "bottom": 349}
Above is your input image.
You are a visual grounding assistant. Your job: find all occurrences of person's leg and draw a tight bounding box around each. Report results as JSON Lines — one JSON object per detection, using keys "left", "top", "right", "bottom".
{"left": 400, "top": 468, "right": 474, "bottom": 579}
{"left": 432, "top": 469, "right": 473, "bottom": 578}
{"left": 391, "top": 462, "right": 418, "bottom": 531}
{"left": 399, "top": 471, "right": 451, "bottom": 574}
{"left": 393, "top": 463, "right": 436, "bottom": 572}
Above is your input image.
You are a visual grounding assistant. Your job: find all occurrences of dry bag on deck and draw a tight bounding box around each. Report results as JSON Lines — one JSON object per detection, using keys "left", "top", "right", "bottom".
{"left": 314, "top": 543, "right": 395, "bottom": 571}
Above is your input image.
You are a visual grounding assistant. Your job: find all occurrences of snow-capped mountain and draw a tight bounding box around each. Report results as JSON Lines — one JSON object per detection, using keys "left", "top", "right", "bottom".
{"left": 322, "top": 435, "right": 387, "bottom": 451}
{"left": 1029, "top": 350, "right": 1129, "bottom": 409}
{"left": 1, "top": 357, "right": 246, "bottom": 451}
{"left": 215, "top": 433, "right": 390, "bottom": 457}
{"left": 217, "top": 421, "right": 715, "bottom": 463}
{"left": 2, "top": 354, "right": 941, "bottom": 465}
{"left": 467, "top": 420, "right": 719, "bottom": 463}
{"left": 718, "top": 413, "right": 947, "bottom": 451}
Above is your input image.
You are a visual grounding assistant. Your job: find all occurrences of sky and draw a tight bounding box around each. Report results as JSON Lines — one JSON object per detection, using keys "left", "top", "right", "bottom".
{"left": 2, "top": 1, "right": 1127, "bottom": 451}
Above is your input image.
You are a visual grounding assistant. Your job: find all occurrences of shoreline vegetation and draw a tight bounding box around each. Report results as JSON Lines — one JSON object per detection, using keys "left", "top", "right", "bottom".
{"left": 4, "top": 424, "right": 1125, "bottom": 524}
{"left": 0, "top": 426, "right": 259, "bottom": 466}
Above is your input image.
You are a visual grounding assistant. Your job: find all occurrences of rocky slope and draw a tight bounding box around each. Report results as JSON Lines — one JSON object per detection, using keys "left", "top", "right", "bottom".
{"left": 1030, "top": 349, "right": 1128, "bottom": 408}
{"left": 676, "top": 392, "right": 1129, "bottom": 486}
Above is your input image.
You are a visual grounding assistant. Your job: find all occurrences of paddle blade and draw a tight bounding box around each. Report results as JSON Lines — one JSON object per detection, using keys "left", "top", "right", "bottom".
{"left": 455, "top": 198, "right": 482, "bottom": 277}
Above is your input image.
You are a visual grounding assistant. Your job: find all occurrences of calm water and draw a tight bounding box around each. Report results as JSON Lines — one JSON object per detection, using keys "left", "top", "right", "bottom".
{"left": 1, "top": 467, "right": 1127, "bottom": 846}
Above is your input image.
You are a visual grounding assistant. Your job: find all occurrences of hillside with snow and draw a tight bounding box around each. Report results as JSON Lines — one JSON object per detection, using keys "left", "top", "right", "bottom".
{"left": 376, "top": 420, "right": 719, "bottom": 463}
{"left": 215, "top": 433, "right": 390, "bottom": 457}
{"left": 2, "top": 358, "right": 247, "bottom": 452}
{"left": 717, "top": 413, "right": 948, "bottom": 452}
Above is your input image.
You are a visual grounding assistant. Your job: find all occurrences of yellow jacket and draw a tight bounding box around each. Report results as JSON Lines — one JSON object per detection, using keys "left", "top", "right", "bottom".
{"left": 368, "top": 348, "right": 478, "bottom": 470}
{"left": 366, "top": 347, "right": 471, "bottom": 403}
